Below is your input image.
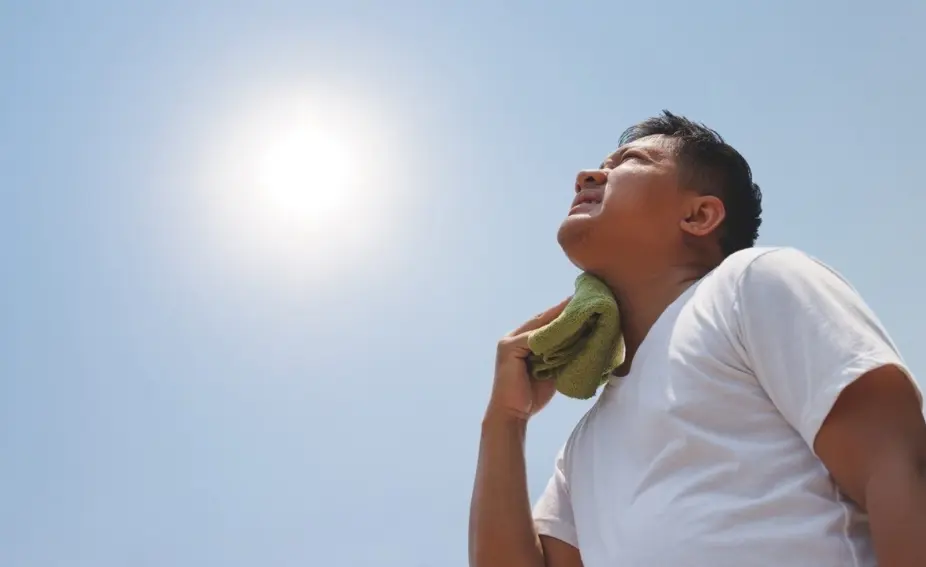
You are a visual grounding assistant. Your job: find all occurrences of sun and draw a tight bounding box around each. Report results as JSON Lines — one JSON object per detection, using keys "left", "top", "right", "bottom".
{"left": 197, "top": 87, "right": 408, "bottom": 285}
{"left": 253, "top": 127, "right": 354, "bottom": 228}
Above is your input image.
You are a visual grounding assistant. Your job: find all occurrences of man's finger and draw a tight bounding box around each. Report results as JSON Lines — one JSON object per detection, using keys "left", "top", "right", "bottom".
{"left": 510, "top": 296, "right": 572, "bottom": 336}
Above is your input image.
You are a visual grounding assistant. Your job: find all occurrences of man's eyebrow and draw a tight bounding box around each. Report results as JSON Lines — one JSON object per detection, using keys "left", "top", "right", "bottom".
{"left": 599, "top": 147, "right": 623, "bottom": 169}
{"left": 600, "top": 145, "right": 633, "bottom": 169}
{"left": 600, "top": 143, "right": 659, "bottom": 168}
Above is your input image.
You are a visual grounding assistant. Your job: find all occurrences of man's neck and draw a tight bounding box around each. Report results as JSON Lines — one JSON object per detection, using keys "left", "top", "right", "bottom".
{"left": 599, "top": 263, "right": 707, "bottom": 373}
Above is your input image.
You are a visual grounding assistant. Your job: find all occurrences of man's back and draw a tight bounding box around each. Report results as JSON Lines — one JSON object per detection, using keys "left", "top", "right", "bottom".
{"left": 533, "top": 247, "right": 916, "bottom": 566}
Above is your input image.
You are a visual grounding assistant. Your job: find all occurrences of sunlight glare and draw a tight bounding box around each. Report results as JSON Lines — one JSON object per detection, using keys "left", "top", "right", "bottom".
{"left": 198, "top": 85, "right": 408, "bottom": 287}
{"left": 253, "top": 128, "right": 353, "bottom": 227}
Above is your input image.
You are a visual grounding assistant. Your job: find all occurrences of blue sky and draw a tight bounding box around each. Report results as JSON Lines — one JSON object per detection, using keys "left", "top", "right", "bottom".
{"left": 3, "top": 1, "right": 925, "bottom": 565}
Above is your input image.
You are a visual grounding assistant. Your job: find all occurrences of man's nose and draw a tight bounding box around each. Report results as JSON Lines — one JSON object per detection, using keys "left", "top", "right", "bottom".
{"left": 575, "top": 169, "right": 608, "bottom": 192}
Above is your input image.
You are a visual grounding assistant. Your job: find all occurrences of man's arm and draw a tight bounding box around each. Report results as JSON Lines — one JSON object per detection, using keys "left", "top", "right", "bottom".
{"left": 735, "top": 248, "right": 926, "bottom": 567}
{"left": 469, "top": 300, "right": 584, "bottom": 567}
{"left": 814, "top": 364, "right": 926, "bottom": 567}
{"left": 468, "top": 415, "right": 583, "bottom": 567}
{"left": 468, "top": 415, "right": 545, "bottom": 567}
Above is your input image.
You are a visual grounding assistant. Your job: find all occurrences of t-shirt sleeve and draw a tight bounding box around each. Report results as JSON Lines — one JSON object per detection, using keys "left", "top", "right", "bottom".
{"left": 532, "top": 444, "right": 579, "bottom": 548}
{"left": 734, "top": 247, "right": 921, "bottom": 453}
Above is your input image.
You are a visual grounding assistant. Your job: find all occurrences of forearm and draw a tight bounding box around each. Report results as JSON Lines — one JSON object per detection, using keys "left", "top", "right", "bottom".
{"left": 468, "top": 415, "right": 545, "bottom": 567}
{"left": 866, "top": 458, "right": 926, "bottom": 566}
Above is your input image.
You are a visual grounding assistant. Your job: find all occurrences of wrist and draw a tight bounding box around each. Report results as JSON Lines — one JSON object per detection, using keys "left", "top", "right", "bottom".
{"left": 482, "top": 405, "right": 530, "bottom": 433}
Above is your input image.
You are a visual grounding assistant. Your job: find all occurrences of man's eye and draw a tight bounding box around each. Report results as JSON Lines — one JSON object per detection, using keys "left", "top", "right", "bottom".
{"left": 622, "top": 152, "right": 643, "bottom": 162}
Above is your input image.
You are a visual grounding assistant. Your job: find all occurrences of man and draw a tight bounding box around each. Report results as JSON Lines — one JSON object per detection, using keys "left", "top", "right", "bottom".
{"left": 468, "top": 111, "right": 926, "bottom": 567}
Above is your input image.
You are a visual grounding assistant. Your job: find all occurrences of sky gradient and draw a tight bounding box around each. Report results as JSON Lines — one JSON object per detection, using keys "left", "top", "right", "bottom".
{"left": 3, "top": 1, "right": 925, "bottom": 566}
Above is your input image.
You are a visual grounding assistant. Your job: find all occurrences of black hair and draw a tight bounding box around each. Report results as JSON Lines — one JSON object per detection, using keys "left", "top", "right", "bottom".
{"left": 618, "top": 110, "right": 762, "bottom": 257}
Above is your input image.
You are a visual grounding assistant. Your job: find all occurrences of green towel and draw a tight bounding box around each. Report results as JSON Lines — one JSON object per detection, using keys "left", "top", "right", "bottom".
{"left": 527, "top": 273, "right": 625, "bottom": 400}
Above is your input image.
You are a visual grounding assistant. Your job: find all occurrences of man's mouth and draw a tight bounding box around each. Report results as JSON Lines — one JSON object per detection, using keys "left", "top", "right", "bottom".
{"left": 569, "top": 190, "right": 603, "bottom": 215}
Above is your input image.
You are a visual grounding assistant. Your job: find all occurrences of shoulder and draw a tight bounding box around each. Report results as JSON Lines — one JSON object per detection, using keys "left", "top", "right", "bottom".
{"left": 708, "top": 246, "right": 851, "bottom": 294}
{"left": 692, "top": 246, "right": 861, "bottom": 328}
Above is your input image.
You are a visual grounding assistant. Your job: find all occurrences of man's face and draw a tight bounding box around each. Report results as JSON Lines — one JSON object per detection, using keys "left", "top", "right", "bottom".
{"left": 557, "top": 134, "right": 686, "bottom": 274}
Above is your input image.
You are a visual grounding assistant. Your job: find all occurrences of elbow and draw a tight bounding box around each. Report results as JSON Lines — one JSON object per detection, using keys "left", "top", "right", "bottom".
{"left": 468, "top": 537, "right": 545, "bottom": 567}
{"left": 470, "top": 549, "right": 541, "bottom": 567}
{"left": 863, "top": 450, "right": 926, "bottom": 513}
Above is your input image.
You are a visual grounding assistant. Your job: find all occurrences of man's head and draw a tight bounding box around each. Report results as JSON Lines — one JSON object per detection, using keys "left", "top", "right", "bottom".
{"left": 557, "top": 111, "right": 762, "bottom": 278}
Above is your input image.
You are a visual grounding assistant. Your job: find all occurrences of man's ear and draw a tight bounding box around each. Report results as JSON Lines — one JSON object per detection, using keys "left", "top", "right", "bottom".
{"left": 680, "top": 194, "right": 725, "bottom": 237}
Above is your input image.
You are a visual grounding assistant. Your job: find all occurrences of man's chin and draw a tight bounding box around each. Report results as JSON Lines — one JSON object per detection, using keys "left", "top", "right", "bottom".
{"left": 557, "top": 215, "right": 595, "bottom": 270}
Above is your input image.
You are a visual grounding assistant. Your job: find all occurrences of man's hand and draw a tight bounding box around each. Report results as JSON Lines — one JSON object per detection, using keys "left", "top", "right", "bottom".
{"left": 470, "top": 297, "right": 584, "bottom": 567}
{"left": 485, "top": 298, "right": 571, "bottom": 423}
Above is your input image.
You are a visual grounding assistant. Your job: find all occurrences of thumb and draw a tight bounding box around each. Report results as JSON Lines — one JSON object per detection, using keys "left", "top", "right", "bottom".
{"left": 508, "top": 296, "right": 572, "bottom": 337}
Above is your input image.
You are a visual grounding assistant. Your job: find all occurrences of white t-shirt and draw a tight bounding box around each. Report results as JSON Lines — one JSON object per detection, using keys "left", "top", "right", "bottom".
{"left": 532, "top": 246, "right": 921, "bottom": 567}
